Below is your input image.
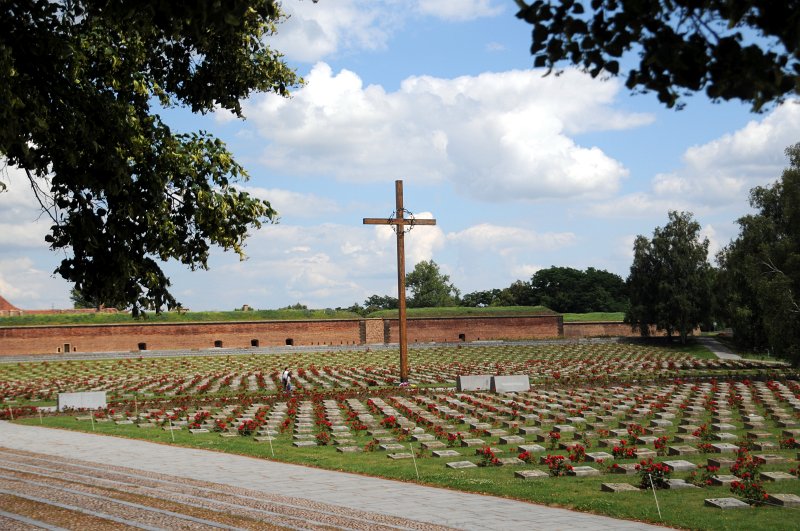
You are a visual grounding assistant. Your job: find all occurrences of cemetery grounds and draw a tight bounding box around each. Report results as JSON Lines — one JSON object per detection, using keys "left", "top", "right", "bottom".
{"left": 2, "top": 340, "right": 800, "bottom": 530}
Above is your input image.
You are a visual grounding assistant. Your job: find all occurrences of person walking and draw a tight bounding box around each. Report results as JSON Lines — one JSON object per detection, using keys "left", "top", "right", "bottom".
{"left": 280, "top": 367, "right": 289, "bottom": 391}
{"left": 285, "top": 370, "right": 293, "bottom": 395}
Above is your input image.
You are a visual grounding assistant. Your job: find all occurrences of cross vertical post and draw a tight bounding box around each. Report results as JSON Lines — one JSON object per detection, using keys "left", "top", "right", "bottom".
{"left": 363, "top": 180, "right": 436, "bottom": 383}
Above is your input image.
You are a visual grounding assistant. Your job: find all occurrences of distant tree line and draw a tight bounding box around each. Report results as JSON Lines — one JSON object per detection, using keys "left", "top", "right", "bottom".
{"left": 346, "top": 262, "right": 628, "bottom": 315}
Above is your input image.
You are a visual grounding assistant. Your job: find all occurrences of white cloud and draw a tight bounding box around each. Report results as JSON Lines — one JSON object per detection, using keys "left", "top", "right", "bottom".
{"left": 652, "top": 100, "right": 800, "bottom": 205}
{"left": 270, "top": 0, "right": 396, "bottom": 63}
{"left": 587, "top": 193, "right": 693, "bottom": 219}
{"left": 242, "top": 186, "right": 339, "bottom": 220}
{"left": 416, "top": 0, "right": 504, "bottom": 21}
{"left": 447, "top": 223, "right": 576, "bottom": 255}
{"left": 247, "top": 64, "right": 651, "bottom": 202}
{"left": 0, "top": 257, "right": 70, "bottom": 310}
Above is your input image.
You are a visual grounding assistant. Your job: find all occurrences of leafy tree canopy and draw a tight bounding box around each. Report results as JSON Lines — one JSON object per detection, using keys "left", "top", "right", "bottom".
{"left": 0, "top": 1, "right": 300, "bottom": 315}
{"left": 717, "top": 143, "right": 800, "bottom": 365}
{"left": 626, "top": 211, "right": 713, "bottom": 343}
{"left": 515, "top": 0, "right": 800, "bottom": 111}
{"left": 405, "top": 260, "right": 460, "bottom": 308}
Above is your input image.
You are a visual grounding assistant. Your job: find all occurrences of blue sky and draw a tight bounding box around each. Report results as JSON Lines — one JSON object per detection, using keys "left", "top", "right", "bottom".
{"left": 2, "top": 0, "right": 799, "bottom": 311}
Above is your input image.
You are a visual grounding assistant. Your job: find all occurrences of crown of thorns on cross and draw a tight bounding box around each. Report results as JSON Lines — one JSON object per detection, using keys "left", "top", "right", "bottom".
{"left": 388, "top": 208, "right": 417, "bottom": 234}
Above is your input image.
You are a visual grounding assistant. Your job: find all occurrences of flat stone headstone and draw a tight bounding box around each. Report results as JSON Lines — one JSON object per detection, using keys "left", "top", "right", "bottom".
{"left": 387, "top": 453, "right": 414, "bottom": 460}
{"left": 461, "top": 438, "right": 486, "bottom": 447}
{"left": 754, "top": 454, "right": 785, "bottom": 464}
{"left": 766, "top": 493, "right": 800, "bottom": 507}
{"left": 499, "top": 435, "right": 526, "bottom": 445}
{"left": 663, "top": 460, "right": 697, "bottom": 472}
{"left": 712, "top": 432, "right": 738, "bottom": 441}
{"left": 292, "top": 441, "right": 317, "bottom": 447}
{"left": 568, "top": 466, "right": 600, "bottom": 477}
{"left": 456, "top": 374, "right": 492, "bottom": 391}
{"left": 189, "top": 428, "right": 210, "bottom": 434}
{"left": 709, "top": 475, "right": 738, "bottom": 486}
{"left": 668, "top": 445, "right": 699, "bottom": 456}
{"left": 518, "top": 426, "right": 540, "bottom": 436}
{"left": 422, "top": 441, "right": 447, "bottom": 450}
{"left": 491, "top": 375, "right": 530, "bottom": 394}
{"left": 586, "top": 452, "right": 614, "bottom": 462}
{"left": 518, "top": 444, "right": 546, "bottom": 453}
{"left": 432, "top": 450, "right": 461, "bottom": 458}
{"left": 336, "top": 446, "right": 363, "bottom": 453}
{"left": 115, "top": 420, "right": 134, "bottom": 425}
{"left": 515, "top": 469, "right": 549, "bottom": 479}
{"left": 704, "top": 497, "right": 751, "bottom": 509}
{"left": 711, "top": 443, "right": 739, "bottom": 453}
{"left": 497, "top": 457, "right": 525, "bottom": 466}
{"left": 485, "top": 429, "right": 509, "bottom": 437}
{"left": 446, "top": 460, "right": 478, "bottom": 469}
{"left": 136, "top": 423, "right": 156, "bottom": 429}
{"left": 552, "top": 424, "right": 576, "bottom": 433}
{"left": 380, "top": 443, "right": 406, "bottom": 451}
{"left": 601, "top": 483, "right": 640, "bottom": 493}
{"left": 751, "top": 441, "right": 778, "bottom": 451}
{"left": 760, "top": 471, "right": 797, "bottom": 482}
{"left": 708, "top": 457, "right": 735, "bottom": 468}
{"left": 665, "top": 479, "right": 699, "bottom": 489}
{"left": 411, "top": 433, "right": 435, "bottom": 441}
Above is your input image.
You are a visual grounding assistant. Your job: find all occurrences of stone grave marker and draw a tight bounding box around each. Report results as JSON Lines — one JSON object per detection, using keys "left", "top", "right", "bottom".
{"left": 704, "top": 498, "right": 751, "bottom": 509}
{"left": 759, "top": 471, "right": 797, "bottom": 482}
{"left": 446, "top": 461, "right": 478, "bottom": 469}
{"left": 456, "top": 375, "right": 492, "bottom": 391}
{"left": 58, "top": 391, "right": 107, "bottom": 412}
{"left": 433, "top": 449, "right": 461, "bottom": 458}
{"left": 663, "top": 460, "right": 697, "bottom": 472}
{"left": 491, "top": 375, "right": 530, "bottom": 394}
{"left": 515, "top": 469, "right": 549, "bottom": 479}
{"left": 601, "top": 483, "right": 639, "bottom": 492}
{"left": 568, "top": 466, "right": 600, "bottom": 477}
{"left": 766, "top": 493, "right": 800, "bottom": 507}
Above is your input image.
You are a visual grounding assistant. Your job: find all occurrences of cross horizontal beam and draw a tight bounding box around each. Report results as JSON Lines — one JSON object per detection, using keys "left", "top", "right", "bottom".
{"left": 362, "top": 218, "right": 437, "bottom": 226}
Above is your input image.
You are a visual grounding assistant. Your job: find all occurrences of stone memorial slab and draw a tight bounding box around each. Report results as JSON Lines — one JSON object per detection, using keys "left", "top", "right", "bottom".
{"left": 388, "top": 453, "right": 414, "bottom": 460}
{"left": 446, "top": 461, "right": 478, "bottom": 469}
{"left": 766, "top": 494, "right": 800, "bottom": 507}
{"left": 586, "top": 451, "right": 614, "bottom": 462}
{"left": 292, "top": 441, "right": 318, "bottom": 447}
{"left": 518, "top": 426, "right": 541, "bottom": 436}
{"left": 754, "top": 454, "right": 785, "bottom": 464}
{"left": 707, "top": 457, "right": 735, "bottom": 469}
{"left": 499, "top": 435, "right": 526, "bottom": 445}
{"left": 491, "top": 375, "right": 530, "bottom": 394}
{"left": 518, "top": 444, "right": 546, "bottom": 453}
{"left": 704, "top": 498, "right": 751, "bottom": 509}
{"left": 253, "top": 435, "right": 275, "bottom": 442}
{"left": 760, "top": 471, "right": 797, "bottom": 482}
{"left": 58, "top": 391, "right": 107, "bottom": 412}
{"left": 712, "top": 432, "right": 738, "bottom": 441}
{"left": 709, "top": 475, "right": 738, "bottom": 486}
{"left": 422, "top": 441, "right": 447, "bottom": 450}
{"left": 665, "top": 479, "right": 699, "bottom": 489}
{"left": 461, "top": 438, "right": 486, "bottom": 447}
{"left": 380, "top": 443, "right": 406, "bottom": 451}
{"left": 668, "top": 445, "right": 699, "bottom": 456}
{"left": 497, "top": 457, "right": 525, "bottom": 466}
{"left": 711, "top": 443, "right": 739, "bottom": 453}
{"left": 515, "top": 469, "right": 549, "bottom": 480}
{"left": 751, "top": 441, "right": 777, "bottom": 451}
{"left": 608, "top": 463, "right": 639, "bottom": 475}
{"left": 456, "top": 375, "right": 492, "bottom": 392}
{"left": 601, "top": 483, "right": 640, "bottom": 493}
{"left": 220, "top": 432, "right": 239, "bottom": 438}
{"left": 485, "top": 429, "right": 509, "bottom": 437}
{"left": 189, "top": 428, "right": 210, "bottom": 434}
{"left": 336, "top": 446, "right": 363, "bottom": 453}
{"left": 664, "top": 460, "right": 698, "bottom": 472}
{"left": 412, "top": 433, "right": 435, "bottom": 441}
{"left": 433, "top": 450, "right": 462, "bottom": 458}
{"left": 568, "top": 466, "right": 600, "bottom": 477}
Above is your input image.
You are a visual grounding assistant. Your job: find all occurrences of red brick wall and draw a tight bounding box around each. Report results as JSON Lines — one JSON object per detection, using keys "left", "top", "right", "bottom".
{"left": 563, "top": 322, "right": 699, "bottom": 338}
{"left": 0, "top": 314, "right": 569, "bottom": 356}
{"left": 0, "top": 320, "right": 362, "bottom": 356}
{"left": 384, "top": 315, "right": 562, "bottom": 344}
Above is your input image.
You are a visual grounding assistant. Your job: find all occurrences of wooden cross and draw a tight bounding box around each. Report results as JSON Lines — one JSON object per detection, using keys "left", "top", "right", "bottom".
{"left": 363, "top": 180, "right": 436, "bottom": 383}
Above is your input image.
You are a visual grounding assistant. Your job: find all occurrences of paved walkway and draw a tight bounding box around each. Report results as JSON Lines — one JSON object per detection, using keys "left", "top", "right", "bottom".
{"left": 0, "top": 422, "right": 666, "bottom": 530}
{"left": 696, "top": 337, "right": 741, "bottom": 360}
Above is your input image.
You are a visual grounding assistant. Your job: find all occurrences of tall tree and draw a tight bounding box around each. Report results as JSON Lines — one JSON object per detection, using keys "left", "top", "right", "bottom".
{"left": 405, "top": 260, "right": 460, "bottom": 308}
{"left": 528, "top": 266, "right": 627, "bottom": 313}
{"left": 626, "top": 211, "right": 713, "bottom": 343}
{"left": 514, "top": 1, "right": 800, "bottom": 111}
{"left": 717, "top": 144, "right": 800, "bottom": 365}
{"left": 0, "top": 1, "right": 300, "bottom": 315}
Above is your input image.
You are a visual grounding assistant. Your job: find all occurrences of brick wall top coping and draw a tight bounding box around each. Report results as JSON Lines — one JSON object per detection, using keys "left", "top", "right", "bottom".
{"left": 0, "top": 313, "right": 561, "bottom": 331}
